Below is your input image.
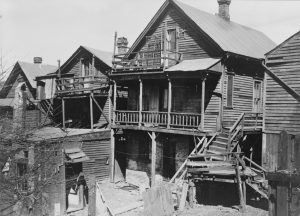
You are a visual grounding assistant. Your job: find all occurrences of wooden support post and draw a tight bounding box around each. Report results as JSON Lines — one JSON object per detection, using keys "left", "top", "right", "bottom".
{"left": 167, "top": 78, "right": 172, "bottom": 128}
{"left": 90, "top": 92, "right": 94, "bottom": 131}
{"left": 62, "top": 98, "right": 65, "bottom": 129}
{"left": 235, "top": 160, "right": 246, "bottom": 212}
{"left": 148, "top": 132, "right": 157, "bottom": 187}
{"left": 108, "top": 84, "right": 112, "bottom": 125}
{"left": 59, "top": 149, "right": 66, "bottom": 214}
{"left": 139, "top": 79, "right": 143, "bottom": 126}
{"left": 220, "top": 62, "right": 225, "bottom": 131}
{"left": 113, "top": 81, "right": 117, "bottom": 124}
{"left": 110, "top": 129, "right": 115, "bottom": 182}
{"left": 201, "top": 77, "right": 206, "bottom": 130}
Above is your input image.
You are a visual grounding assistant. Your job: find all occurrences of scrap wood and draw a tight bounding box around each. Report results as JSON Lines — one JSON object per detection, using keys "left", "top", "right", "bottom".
{"left": 179, "top": 182, "right": 189, "bottom": 211}
{"left": 96, "top": 183, "right": 115, "bottom": 216}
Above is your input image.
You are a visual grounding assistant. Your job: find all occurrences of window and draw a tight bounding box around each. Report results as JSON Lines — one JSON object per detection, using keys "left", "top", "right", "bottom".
{"left": 167, "top": 29, "right": 177, "bottom": 52}
{"left": 227, "top": 75, "right": 234, "bottom": 108}
{"left": 17, "top": 163, "right": 28, "bottom": 191}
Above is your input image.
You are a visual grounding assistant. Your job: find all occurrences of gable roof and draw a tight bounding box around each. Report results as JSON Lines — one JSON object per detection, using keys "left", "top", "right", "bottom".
{"left": 265, "top": 30, "right": 300, "bottom": 57}
{"left": 39, "top": 46, "right": 113, "bottom": 78}
{"left": 0, "top": 61, "right": 56, "bottom": 98}
{"left": 129, "top": 0, "right": 276, "bottom": 59}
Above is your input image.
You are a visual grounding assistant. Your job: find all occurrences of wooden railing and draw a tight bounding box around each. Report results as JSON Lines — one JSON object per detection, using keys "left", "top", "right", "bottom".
{"left": 141, "top": 111, "right": 168, "bottom": 126}
{"left": 170, "top": 112, "right": 201, "bottom": 128}
{"left": 112, "top": 50, "right": 182, "bottom": 72}
{"left": 227, "top": 112, "right": 263, "bottom": 153}
{"left": 56, "top": 76, "right": 108, "bottom": 95}
{"left": 114, "top": 110, "right": 218, "bottom": 130}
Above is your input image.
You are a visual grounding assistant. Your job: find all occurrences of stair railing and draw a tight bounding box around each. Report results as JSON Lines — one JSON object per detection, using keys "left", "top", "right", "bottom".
{"left": 227, "top": 113, "right": 245, "bottom": 157}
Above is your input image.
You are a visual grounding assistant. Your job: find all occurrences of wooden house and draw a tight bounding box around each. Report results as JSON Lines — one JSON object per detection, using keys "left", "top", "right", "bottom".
{"left": 109, "top": 0, "right": 276, "bottom": 203}
{"left": 0, "top": 58, "right": 57, "bottom": 128}
{"left": 35, "top": 46, "right": 122, "bottom": 129}
{"left": 264, "top": 31, "right": 300, "bottom": 216}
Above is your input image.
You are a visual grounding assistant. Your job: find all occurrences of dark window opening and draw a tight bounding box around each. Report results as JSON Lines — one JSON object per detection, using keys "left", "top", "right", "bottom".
{"left": 227, "top": 75, "right": 234, "bottom": 108}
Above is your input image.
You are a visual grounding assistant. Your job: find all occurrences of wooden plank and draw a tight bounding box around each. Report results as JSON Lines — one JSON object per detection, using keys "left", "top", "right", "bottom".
{"left": 278, "top": 130, "right": 289, "bottom": 170}
{"left": 179, "top": 183, "right": 189, "bottom": 211}
{"left": 235, "top": 161, "right": 246, "bottom": 212}
{"left": 276, "top": 184, "right": 289, "bottom": 216}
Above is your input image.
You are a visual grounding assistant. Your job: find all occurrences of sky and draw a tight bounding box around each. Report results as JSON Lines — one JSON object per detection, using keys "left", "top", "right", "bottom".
{"left": 0, "top": 0, "right": 300, "bottom": 69}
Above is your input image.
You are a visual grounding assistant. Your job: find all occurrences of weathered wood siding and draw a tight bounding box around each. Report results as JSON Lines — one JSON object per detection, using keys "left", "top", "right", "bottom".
{"left": 137, "top": 6, "right": 219, "bottom": 61}
{"left": 222, "top": 73, "right": 261, "bottom": 127}
{"left": 82, "top": 131, "right": 111, "bottom": 181}
{"left": 265, "top": 32, "right": 300, "bottom": 134}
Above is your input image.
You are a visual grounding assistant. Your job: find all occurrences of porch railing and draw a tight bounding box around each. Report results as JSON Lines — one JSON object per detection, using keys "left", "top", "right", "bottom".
{"left": 56, "top": 76, "right": 108, "bottom": 95}
{"left": 112, "top": 50, "right": 182, "bottom": 72}
{"left": 114, "top": 110, "right": 218, "bottom": 130}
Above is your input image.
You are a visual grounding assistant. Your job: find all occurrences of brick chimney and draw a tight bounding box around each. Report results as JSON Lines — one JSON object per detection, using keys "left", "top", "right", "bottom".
{"left": 33, "top": 57, "right": 42, "bottom": 64}
{"left": 117, "top": 37, "right": 128, "bottom": 55}
{"left": 217, "top": 0, "right": 231, "bottom": 21}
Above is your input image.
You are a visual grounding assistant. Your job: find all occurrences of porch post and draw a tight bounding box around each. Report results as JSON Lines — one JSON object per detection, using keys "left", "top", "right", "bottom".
{"left": 139, "top": 78, "right": 143, "bottom": 126}
{"left": 113, "top": 81, "right": 117, "bottom": 124}
{"left": 167, "top": 78, "right": 172, "bottom": 128}
{"left": 62, "top": 98, "right": 65, "bottom": 129}
{"left": 108, "top": 83, "right": 112, "bottom": 125}
{"left": 110, "top": 129, "right": 115, "bottom": 182}
{"left": 90, "top": 92, "right": 94, "bottom": 131}
{"left": 148, "top": 131, "right": 157, "bottom": 187}
{"left": 201, "top": 77, "right": 206, "bottom": 130}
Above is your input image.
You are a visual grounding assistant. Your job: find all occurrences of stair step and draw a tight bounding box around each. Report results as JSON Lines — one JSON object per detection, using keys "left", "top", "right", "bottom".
{"left": 212, "top": 141, "right": 227, "bottom": 148}
{"left": 209, "top": 145, "right": 227, "bottom": 153}
{"left": 216, "top": 136, "right": 228, "bottom": 142}
{"left": 218, "top": 133, "right": 229, "bottom": 138}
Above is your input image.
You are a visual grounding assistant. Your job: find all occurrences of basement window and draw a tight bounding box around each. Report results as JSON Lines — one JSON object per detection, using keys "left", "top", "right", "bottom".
{"left": 227, "top": 74, "right": 234, "bottom": 108}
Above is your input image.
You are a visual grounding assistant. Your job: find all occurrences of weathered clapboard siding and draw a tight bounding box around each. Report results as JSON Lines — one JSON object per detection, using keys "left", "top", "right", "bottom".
{"left": 82, "top": 131, "right": 111, "bottom": 181}
{"left": 6, "top": 74, "right": 34, "bottom": 99}
{"left": 265, "top": 31, "right": 300, "bottom": 134}
{"left": 222, "top": 74, "right": 257, "bottom": 127}
{"left": 66, "top": 60, "right": 81, "bottom": 76}
{"left": 137, "top": 6, "right": 220, "bottom": 61}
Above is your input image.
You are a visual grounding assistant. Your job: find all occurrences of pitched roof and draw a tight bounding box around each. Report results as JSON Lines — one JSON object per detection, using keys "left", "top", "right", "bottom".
{"left": 39, "top": 46, "right": 113, "bottom": 78}
{"left": 165, "top": 58, "right": 221, "bottom": 72}
{"left": 18, "top": 61, "right": 57, "bottom": 88}
{"left": 129, "top": 0, "right": 276, "bottom": 59}
{"left": 0, "top": 61, "right": 57, "bottom": 98}
{"left": 82, "top": 46, "right": 113, "bottom": 67}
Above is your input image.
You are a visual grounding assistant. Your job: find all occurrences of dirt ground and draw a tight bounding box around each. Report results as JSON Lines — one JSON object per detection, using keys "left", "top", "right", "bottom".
{"left": 68, "top": 181, "right": 268, "bottom": 216}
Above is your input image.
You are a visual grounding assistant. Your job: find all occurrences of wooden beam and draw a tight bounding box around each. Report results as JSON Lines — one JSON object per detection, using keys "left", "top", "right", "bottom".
{"left": 201, "top": 77, "right": 206, "bottom": 130}
{"left": 167, "top": 78, "right": 172, "bottom": 128}
{"left": 139, "top": 79, "right": 143, "bottom": 126}
{"left": 90, "top": 92, "right": 94, "bottom": 131}
{"left": 148, "top": 131, "right": 157, "bottom": 187}
{"left": 235, "top": 161, "right": 246, "bottom": 212}
{"left": 113, "top": 81, "right": 117, "bottom": 124}
{"left": 92, "top": 55, "right": 95, "bottom": 77}
{"left": 62, "top": 98, "right": 65, "bottom": 129}
{"left": 91, "top": 95, "right": 110, "bottom": 123}
{"left": 220, "top": 63, "right": 225, "bottom": 131}
{"left": 110, "top": 129, "right": 115, "bottom": 182}
{"left": 263, "top": 64, "right": 300, "bottom": 102}
{"left": 108, "top": 84, "right": 112, "bottom": 125}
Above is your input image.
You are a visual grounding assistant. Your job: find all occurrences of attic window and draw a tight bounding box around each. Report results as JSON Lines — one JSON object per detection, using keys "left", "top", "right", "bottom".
{"left": 167, "top": 29, "right": 177, "bottom": 52}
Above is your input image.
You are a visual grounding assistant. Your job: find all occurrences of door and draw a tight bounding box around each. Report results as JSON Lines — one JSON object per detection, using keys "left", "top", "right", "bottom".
{"left": 253, "top": 80, "right": 262, "bottom": 113}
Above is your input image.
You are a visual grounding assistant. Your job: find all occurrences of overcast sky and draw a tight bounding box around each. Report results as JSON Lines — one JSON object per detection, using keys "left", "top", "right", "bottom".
{"left": 0, "top": 0, "right": 300, "bottom": 67}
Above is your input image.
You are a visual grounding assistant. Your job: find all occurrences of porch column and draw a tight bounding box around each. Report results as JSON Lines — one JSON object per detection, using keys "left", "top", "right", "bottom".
{"left": 201, "top": 77, "right": 206, "bottom": 130}
{"left": 113, "top": 81, "right": 117, "bottom": 124}
{"left": 167, "top": 78, "right": 172, "bottom": 128}
{"left": 148, "top": 132, "right": 157, "bottom": 187}
{"left": 110, "top": 129, "right": 115, "bottom": 182}
{"left": 108, "top": 83, "right": 112, "bottom": 125}
{"left": 139, "top": 78, "right": 143, "bottom": 126}
{"left": 62, "top": 98, "right": 65, "bottom": 129}
{"left": 90, "top": 92, "right": 94, "bottom": 131}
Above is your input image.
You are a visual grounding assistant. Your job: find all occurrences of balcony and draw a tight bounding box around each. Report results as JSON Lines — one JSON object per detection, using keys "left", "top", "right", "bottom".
{"left": 112, "top": 50, "right": 182, "bottom": 72}
{"left": 55, "top": 76, "right": 109, "bottom": 96}
{"left": 114, "top": 110, "right": 219, "bottom": 131}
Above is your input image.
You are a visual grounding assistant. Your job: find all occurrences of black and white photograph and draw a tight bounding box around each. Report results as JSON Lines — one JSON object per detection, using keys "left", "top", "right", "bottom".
{"left": 0, "top": 0, "right": 300, "bottom": 215}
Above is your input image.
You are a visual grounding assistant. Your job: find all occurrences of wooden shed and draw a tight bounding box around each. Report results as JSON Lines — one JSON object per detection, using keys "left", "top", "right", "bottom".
{"left": 264, "top": 31, "right": 300, "bottom": 216}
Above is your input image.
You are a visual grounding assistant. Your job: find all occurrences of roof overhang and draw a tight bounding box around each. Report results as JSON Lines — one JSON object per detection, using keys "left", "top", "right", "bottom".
{"left": 64, "top": 142, "right": 90, "bottom": 163}
{"left": 165, "top": 58, "right": 222, "bottom": 73}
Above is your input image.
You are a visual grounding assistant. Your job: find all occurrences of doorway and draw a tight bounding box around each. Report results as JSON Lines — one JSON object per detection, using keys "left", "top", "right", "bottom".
{"left": 253, "top": 80, "right": 262, "bottom": 113}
